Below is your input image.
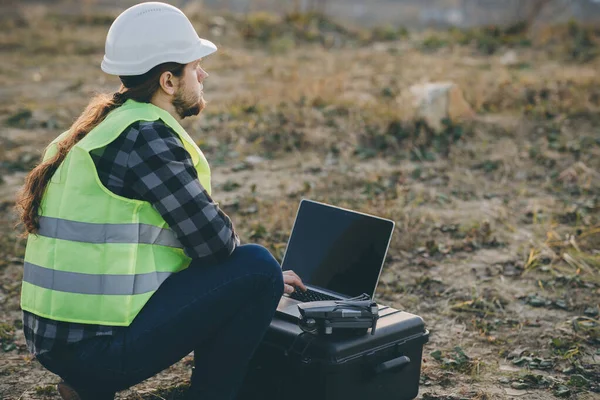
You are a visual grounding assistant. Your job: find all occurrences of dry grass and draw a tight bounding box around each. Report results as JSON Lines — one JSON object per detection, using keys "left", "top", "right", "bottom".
{"left": 0, "top": 3, "right": 599, "bottom": 399}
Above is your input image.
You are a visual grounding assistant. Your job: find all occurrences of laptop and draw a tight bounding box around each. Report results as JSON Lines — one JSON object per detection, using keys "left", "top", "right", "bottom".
{"left": 276, "top": 199, "right": 395, "bottom": 319}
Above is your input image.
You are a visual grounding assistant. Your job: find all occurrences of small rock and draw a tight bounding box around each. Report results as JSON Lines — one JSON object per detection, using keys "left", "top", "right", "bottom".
{"left": 507, "top": 348, "right": 527, "bottom": 359}
{"left": 500, "top": 50, "right": 519, "bottom": 66}
{"left": 499, "top": 377, "right": 511, "bottom": 384}
{"left": 245, "top": 155, "right": 266, "bottom": 165}
{"left": 408, "top": 82, "right": 474, "bottom": 132}
{"left": 210, "top": 26, "right": 224, "bottom": 37}
{"left": 502, "top": 263, "right": 521, "bottom": 277}
{"left": 584, "top": 306, "right": 599, "bottom": 317}
{"left": 540, "top": 376, "right": 556, "bottom": 386}
{"left": 324, "top": 152, "right": 338, "bottom": 166}
{"left": 511, "top": 382, "right": 529, "bottom": 390}
{"left": 553, "top": 299, "right": 568, "bottom": 310}
{"left": 526, "top": 295, "right": 548, "bottom": 307}
{"left": 504, "top": 388, "right": 528, "bottom": 396}
{"left": 514, "top": 170, "right": 527, "bottom": 180}
{"left": 373, "top": 42, "right": 388, "bottom": 52}
{"left": 512, "top": 357, "right": 532, "bottom": 365}
{"left": 210, "top": 16, "right": 227, "bottom": 27}
{"left": 554, "top": 386, "right": 570, "bottom": 397}
{"left": 240, "top": 205, "right": 258, "bottom": 215}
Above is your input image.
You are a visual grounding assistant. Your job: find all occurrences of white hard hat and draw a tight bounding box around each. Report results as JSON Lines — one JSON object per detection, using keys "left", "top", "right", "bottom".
{"left": 101, "top": 2, "right": 217, "bottom": 76}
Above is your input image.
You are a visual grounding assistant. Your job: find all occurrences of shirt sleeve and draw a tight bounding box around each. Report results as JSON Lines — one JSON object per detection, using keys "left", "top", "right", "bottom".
{"left": 126, "top": 120, "right": 237, "bottom": 264}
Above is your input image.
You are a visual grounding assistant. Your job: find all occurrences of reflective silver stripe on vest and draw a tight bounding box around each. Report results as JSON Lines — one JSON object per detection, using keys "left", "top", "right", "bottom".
{"left": 23, "top": 262, "right": 173, "bottom": 295}
{"left": 38, "top": 216, "right": 183, "bottom": 248}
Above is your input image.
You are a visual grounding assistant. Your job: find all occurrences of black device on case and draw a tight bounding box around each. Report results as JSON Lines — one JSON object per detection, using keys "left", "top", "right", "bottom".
{"left": 297, "top": 293, "right": 379, "bottom": 336}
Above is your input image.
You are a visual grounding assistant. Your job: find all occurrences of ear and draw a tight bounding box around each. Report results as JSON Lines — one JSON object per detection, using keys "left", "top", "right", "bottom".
{"left": 158, "top": 71, "right": 178, "bottom": 96}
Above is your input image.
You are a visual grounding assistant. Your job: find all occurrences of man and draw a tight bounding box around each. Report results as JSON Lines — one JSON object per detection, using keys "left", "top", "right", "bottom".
{"left": 16, "top": 2, "right": 305, "bottom": 399}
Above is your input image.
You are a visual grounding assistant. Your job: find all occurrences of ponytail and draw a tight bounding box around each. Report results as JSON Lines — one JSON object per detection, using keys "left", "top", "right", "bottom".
{"left": 16, "top": 91, "right": 127, "bottom": 234}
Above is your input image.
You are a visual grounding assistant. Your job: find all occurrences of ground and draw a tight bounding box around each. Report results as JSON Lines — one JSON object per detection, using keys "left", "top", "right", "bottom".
{"left": 0, "top": 5, "right": 599, "bottom": 400}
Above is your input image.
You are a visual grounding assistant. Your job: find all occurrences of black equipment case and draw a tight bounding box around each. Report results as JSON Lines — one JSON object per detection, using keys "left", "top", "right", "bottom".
{"left": 239, "top": 306, "right": 429, "bottom": 400}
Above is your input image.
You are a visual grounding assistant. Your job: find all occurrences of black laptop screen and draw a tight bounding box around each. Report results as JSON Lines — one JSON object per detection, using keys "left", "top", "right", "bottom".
{"left": 281, "top": 200, "right": 394, "bottom": 298}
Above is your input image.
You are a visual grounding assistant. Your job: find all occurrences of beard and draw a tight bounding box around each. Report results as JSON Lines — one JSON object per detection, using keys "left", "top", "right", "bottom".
{"left": 172, "top": 85, "right": 206, "bottom": 119}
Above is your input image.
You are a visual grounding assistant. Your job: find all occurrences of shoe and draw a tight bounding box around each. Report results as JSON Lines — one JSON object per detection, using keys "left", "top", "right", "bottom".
{"left": 57, "top": 381, "right": 81, "bottom": 400}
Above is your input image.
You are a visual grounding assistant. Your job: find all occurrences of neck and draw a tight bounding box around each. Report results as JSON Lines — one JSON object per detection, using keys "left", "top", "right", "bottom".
{"left": 150, "top": 93, "right": 180, "bottom": 121}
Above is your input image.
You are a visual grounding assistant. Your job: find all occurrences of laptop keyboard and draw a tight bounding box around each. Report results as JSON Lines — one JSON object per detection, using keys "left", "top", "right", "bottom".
{"left": 289, "top": 288, "right": 338, "bottom": 302}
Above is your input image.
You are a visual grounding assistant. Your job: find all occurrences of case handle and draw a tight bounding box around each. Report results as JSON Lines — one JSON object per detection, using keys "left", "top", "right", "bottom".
{"left": 374, "top": 355, "right": 411, "bottom": 374}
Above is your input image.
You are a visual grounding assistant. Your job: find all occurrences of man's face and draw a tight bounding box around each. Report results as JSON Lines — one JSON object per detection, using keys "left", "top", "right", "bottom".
{"left": 172, "top": 59, "right": 208, "bottom": 119}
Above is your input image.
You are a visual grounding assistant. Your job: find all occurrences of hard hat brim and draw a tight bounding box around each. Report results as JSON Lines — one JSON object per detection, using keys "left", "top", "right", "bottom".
{"left": 101, "top": 38, "right": 217, "bottom": 76}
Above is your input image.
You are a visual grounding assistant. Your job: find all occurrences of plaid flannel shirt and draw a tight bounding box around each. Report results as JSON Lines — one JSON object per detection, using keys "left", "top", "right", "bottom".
{"left": 23, "top": 119, "right": 238, "bottom": 355}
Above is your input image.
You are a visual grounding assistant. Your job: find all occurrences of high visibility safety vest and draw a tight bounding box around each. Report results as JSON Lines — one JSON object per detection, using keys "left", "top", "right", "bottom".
{"left": 21, "top": 99, "right": 211, "bottom": 326}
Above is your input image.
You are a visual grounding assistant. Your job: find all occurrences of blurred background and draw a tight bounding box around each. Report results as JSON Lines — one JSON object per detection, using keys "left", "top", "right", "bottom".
{"left": 8, "top": 0, "right": 600, "bottom": 27}
{"left": 1, "top": 1, "right": 599, "bottom": 399}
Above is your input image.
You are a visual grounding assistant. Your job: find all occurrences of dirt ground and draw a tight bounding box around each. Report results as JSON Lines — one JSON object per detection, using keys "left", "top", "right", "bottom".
{"left": 0, "top": 4, "right": 599, "bottom": 400}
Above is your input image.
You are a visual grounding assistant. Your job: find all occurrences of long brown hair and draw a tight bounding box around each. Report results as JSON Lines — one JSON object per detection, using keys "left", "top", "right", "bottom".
{"left": 16, "top": 62, "right": 186, "bottom": 235}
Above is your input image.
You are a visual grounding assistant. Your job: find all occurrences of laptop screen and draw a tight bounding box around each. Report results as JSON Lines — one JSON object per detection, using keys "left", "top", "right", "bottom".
{"left": 281, "top": 200, "right": 394, "bottom": 298}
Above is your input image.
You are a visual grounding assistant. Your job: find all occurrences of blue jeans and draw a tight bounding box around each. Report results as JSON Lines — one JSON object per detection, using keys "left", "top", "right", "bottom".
{"left": 36, "top": 244, "right": 284, "bottom": 400}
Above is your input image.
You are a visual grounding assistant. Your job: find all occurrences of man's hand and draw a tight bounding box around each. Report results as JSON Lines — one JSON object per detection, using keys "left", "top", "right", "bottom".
{"left": 283, "top": 270, "right": 307, "bottom": 294}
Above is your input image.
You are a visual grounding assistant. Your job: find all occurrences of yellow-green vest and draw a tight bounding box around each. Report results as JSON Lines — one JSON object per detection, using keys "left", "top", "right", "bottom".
{"left": 21, "top": 99, "right": 211, "bottom": 326}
